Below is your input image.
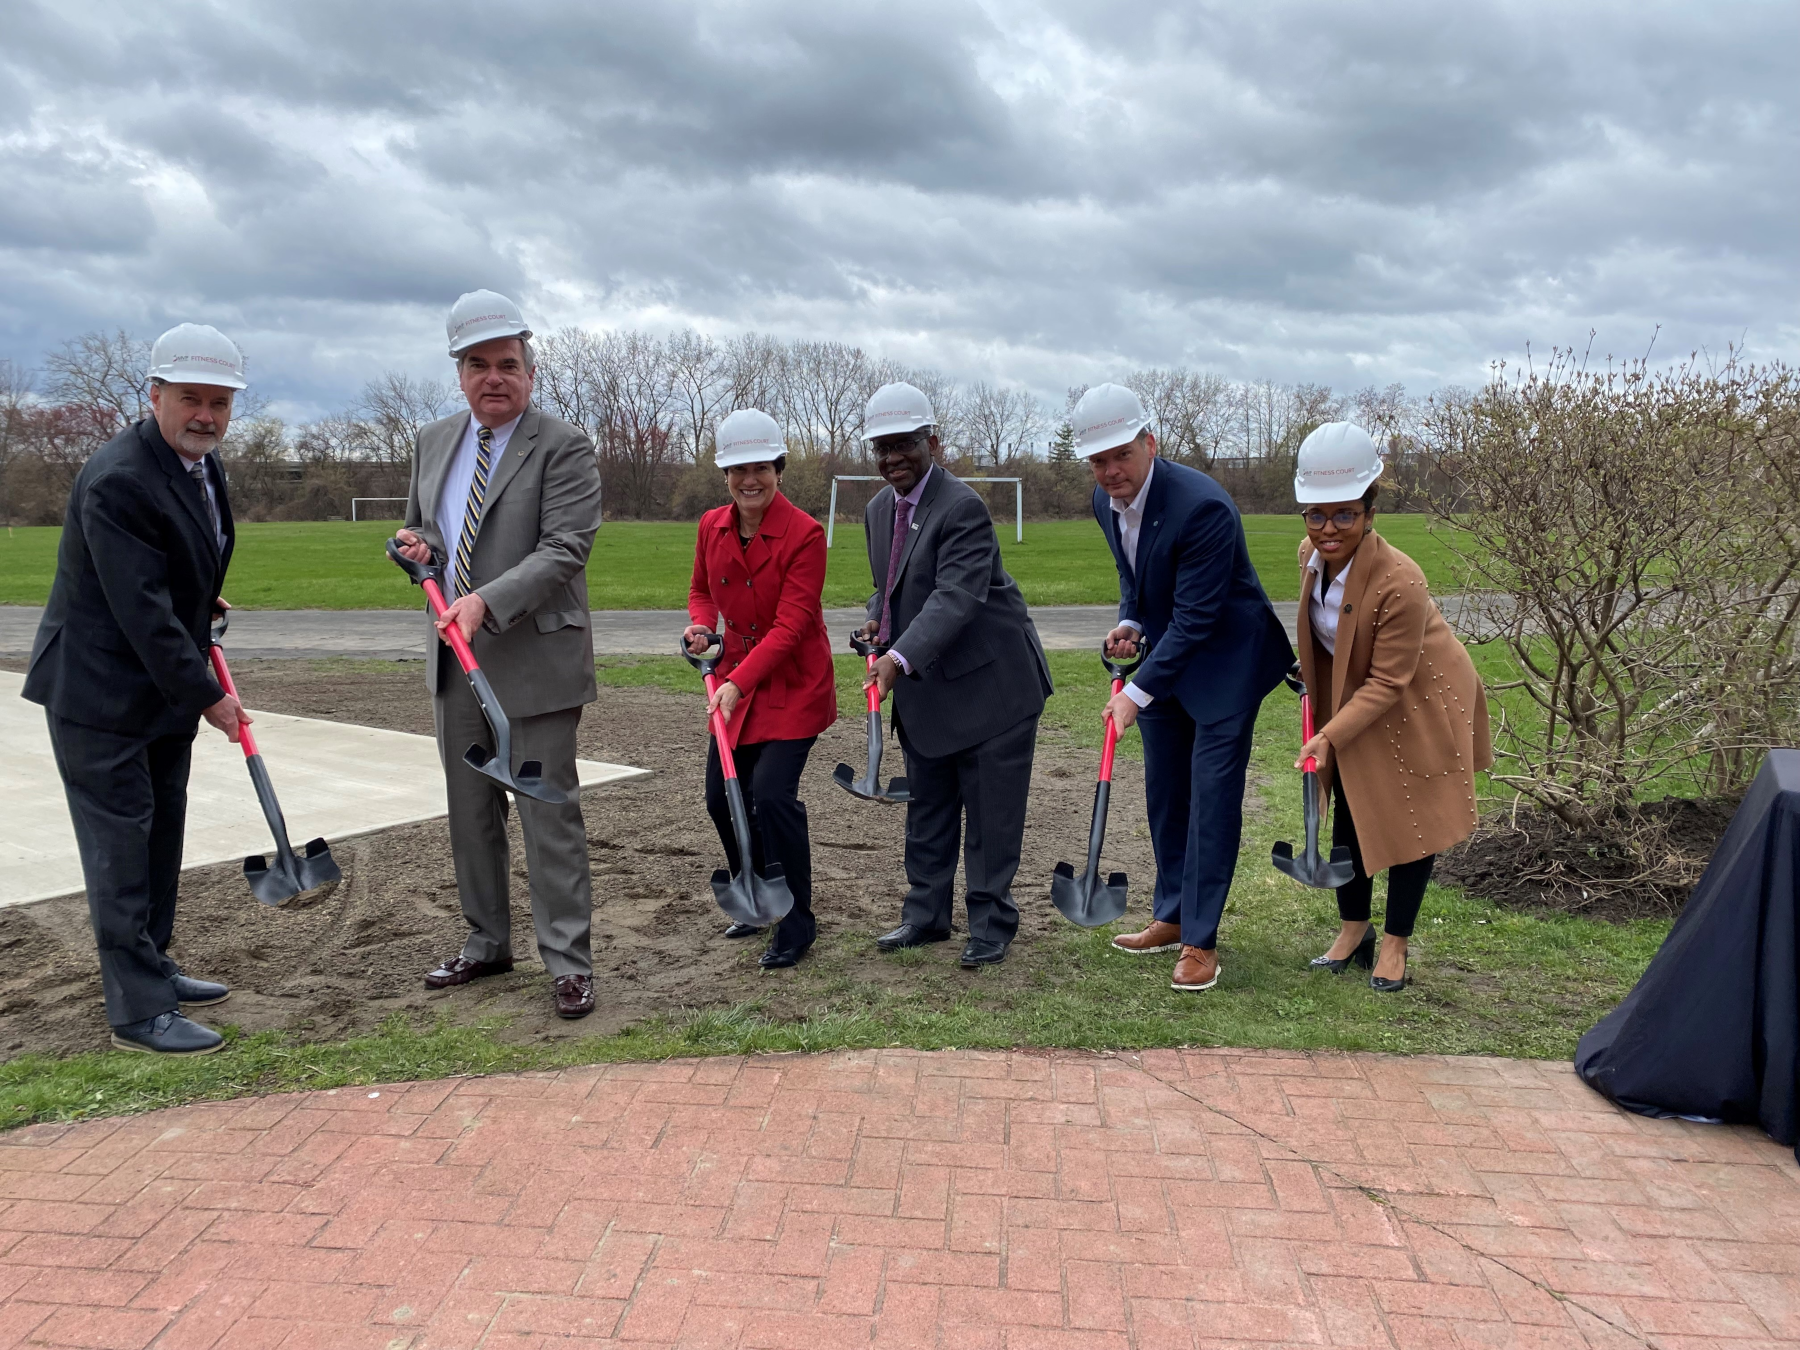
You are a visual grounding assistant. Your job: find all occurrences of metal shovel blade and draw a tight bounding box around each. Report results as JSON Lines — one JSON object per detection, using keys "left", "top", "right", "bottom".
{"left": 245, "top": 837, "right": 341, "bottom": 907}
{"left": 1051, "top": 778, "right": 1128, "bottom": 926}
{"left": 463, "top": 744, "right": 565, "bottom": 804}
{"left": 1272, "top": 770, "right": 1357, "bottom": 889}
{"left": 710, "top": 863, "right": 795, "bottom": 928}
{"left": 834, "top": 711, "right": 909, "bottom": 804}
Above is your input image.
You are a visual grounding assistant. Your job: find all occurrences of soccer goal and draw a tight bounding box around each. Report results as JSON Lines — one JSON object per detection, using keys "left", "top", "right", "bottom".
{"left": 825, "top": 475, "right": 1023, "bottom": 547}
{"left": 350, "top": 498, "right": 409, "bottom": 522}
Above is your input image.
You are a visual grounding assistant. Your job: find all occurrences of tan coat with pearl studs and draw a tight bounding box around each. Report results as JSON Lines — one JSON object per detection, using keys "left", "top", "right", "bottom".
{"left": 1295, "top": 531, "right": 1492, "bottom": 876}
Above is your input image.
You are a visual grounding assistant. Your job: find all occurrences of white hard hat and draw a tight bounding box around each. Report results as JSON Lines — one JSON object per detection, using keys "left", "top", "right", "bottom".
{"left": 146, "top": 323, "right": 247, "bottom": 390}
{"left": 1294, "top": 422, "right": 1383, "bottom": 503}
{"left": 715, "top": 409, "right": 787, "bottom": 468}
{"left": 863, "top": 382, "right": 934, "bottom": 441}
{"left": 1072, "top": 383, "right": 1148, "bottom": 456}
{"left": 447, "top": 289, "right": 532, "bottom": 356}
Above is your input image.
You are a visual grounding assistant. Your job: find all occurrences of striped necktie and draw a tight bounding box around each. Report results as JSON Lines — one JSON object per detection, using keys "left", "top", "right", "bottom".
{"left": 453, "top": 425, "right": 495, "bottom": 597}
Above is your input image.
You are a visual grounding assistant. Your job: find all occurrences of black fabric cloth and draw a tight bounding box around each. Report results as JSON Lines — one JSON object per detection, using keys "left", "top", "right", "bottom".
{"left": 1575, "top": 750, "right": 1800, "bottom": 1162}
{"left": 706, "top": 736, "right": 818, "bottom": 954}
{"left": 23, "top": 419, "right": 233, "bottom": 736}
{"left": 1331, "top": 781, "right": 1436, "bottom": 938}
{"left": 45, "top": 713, "right": 194, "bottom": 1026}
{"left": 896, "top": 712, "right": 1039, "bottom": 945}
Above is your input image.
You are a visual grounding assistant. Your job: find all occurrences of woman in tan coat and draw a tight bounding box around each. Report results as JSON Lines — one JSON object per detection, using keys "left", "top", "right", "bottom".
{"left": 1292, "top": 423, "right": 1492, "bottom": 990}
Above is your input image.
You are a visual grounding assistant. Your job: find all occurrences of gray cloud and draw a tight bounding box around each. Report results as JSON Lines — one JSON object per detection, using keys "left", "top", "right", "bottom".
{"left": 1, "top": 0, "right": 1795, "bottom": 419}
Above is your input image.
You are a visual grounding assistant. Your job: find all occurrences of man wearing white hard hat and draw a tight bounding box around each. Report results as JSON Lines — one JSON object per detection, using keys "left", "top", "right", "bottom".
{"left": 393, "top": 290, "right": 604, "bottom": 1019}
{"left": 1075, "top": 383, "right": 1293, "bottom": 992}
{"left": 24, "top": 323, "right": 250, "bottom": 1055}
{"left": 683, "top": 409, "right": 838, "bottom": 967}
{"left": 855, "top": 382, "right": 1052, "bottom": 969}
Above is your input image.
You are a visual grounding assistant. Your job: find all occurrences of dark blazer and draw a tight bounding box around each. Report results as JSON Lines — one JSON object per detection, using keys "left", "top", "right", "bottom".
{"left": 24, "top": 419, "right": 233, "bottom": 736}
{"left": 863, "top": 467, "right": 1051, "bottom": 758}
{"left": 1093, "top": 458, "right": 1292, "bottom": 725}
{"left": 687, "top": 490, "right": 838, "bottom": 747}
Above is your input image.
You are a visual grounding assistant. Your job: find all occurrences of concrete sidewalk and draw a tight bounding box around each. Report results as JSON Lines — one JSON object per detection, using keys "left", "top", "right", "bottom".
{"left": 0, "top": 604, "right": 1306, "bottom": 661}
{"left": 0, "top": 1046, "right": 1793, "bottom": 1348}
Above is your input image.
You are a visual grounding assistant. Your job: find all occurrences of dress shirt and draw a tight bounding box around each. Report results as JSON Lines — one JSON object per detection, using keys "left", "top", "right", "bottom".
{"left": 1111, "top": 460, "right": 1156, "bottom": 708}
{"left": 885, "top": 464, "right": 934, "bottom": 675}
{"left": 1306, "top": 549, "right": 1353, "bottom": 656}
{"left": 436, "top": 411, "right": 523, "bottom": 576}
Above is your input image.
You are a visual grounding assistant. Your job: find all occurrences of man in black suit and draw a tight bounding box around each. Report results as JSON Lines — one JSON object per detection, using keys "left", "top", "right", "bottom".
{"left": 858, "top": 382, "right": 1052, "bottom": 968}
{"left": 23, "top": 324, "right": 251, "bottom": 1055}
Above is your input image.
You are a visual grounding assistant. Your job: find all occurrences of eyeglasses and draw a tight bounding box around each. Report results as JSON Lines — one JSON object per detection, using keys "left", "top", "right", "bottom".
{"left": 1301, "top": 508, "right": 1365, "bottom": 530}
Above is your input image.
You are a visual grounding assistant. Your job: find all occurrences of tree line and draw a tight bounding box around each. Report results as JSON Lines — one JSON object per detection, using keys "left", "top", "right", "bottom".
{"left": 0, "top": 326, "right": 1437, "bottom": 525}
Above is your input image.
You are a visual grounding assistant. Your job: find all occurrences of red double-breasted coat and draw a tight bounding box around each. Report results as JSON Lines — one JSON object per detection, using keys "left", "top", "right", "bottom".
{"left": 687, "top": 490, "right": 838, "bottom": 747}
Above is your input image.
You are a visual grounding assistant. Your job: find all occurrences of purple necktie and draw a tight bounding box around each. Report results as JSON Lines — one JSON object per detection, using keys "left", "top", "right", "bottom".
{"left": 877, "top": 496, "right": 913, "bottom": 644}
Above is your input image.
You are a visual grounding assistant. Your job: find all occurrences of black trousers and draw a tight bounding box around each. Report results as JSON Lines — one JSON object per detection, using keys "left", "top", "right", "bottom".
{"left": 45, "top": 713, "right": 194, "bottom": 1026}
{"left": 896, "top": 713, "right": 1038, "bottom": 946}
{"left": 705, "top": 736, "right": 817, "bottom": 953}
{"left": 1333, "top": 781, "right": 1435, "bottom": 938}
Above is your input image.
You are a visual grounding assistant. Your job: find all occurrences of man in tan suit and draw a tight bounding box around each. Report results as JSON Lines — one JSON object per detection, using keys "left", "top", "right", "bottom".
{"left": 394, "top": 290, "right": 603, "bottom": 1019}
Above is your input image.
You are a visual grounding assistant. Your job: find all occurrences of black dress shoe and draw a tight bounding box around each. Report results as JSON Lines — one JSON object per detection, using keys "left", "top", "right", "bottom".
{"left": 110, "top": 1011, "right": 223, "bottom": 1056}
{"left": 960, "top": 937, "right": 1008, "bottom": 968}
{"left": 876, "top": 923, "right": 952, "bottom": 953}
{"left": 172, "top": 971, "right": 230, "bottom": 1006}
{"left": 1371, "top": 957, "right": 1411, "bottom": 993}
{"left": 724, "top": 923, "right": 765, "bottom": 939}
{"left": 759, "top": 942, "right": 811, "bottom": 970}
{"left": 1309, "top": 929, "right": 1375, "bottom": 975}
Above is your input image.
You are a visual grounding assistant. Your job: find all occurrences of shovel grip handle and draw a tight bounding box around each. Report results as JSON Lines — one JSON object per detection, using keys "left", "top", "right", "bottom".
{"left": 704, "top": 671, "right": 740, "bottom": 781}
{"left": 421, "top": 577, "right": 481, "bottom": 676}
{"left": 1298, "top": 693, "right": 1318, "bottom": 774}
{"left": 864, "top": 652, "right": 881, "bottom": 712}
{"left": 1098, "top": 677, "right": 1124, "bottom": 781}
{"left": 206, "top": 644, "right": 260, "bottom": 757}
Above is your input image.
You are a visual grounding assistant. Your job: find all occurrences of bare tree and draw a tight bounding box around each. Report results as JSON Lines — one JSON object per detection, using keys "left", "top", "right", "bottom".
{"left": 784, "top": 340, "right": 870, "bottom": 458}
{"left": 43, "top": 330, "right": 153, "bottom": 433}
{"left": 962, "top": 381, "right": 1046, "bottom": 466}
{"left": 1126, "top": 368, "right": 1235, "bottom": 468}
{"left": 665, "top": 329, "right": 730, "bottom": 463}
{"left": 595, "top": 329, "right": 679, "bottom": 517}
{"left": 354, "top": 372, "right": 455, "bottom": 468}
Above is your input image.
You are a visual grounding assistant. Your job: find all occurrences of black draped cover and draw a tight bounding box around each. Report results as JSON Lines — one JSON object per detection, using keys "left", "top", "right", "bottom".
{"left": 1575, "top": 750, "right": 1800, "bottom": 1161}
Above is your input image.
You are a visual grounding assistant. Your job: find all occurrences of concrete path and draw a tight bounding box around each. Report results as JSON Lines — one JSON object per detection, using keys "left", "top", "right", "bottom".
{"left": 0, "top": 672, "right": 648, "bottom": 908}
{"left": 0, "top": 1046, "right": 1792, "bottom": 1348}
{"left": 0, "top": 605, "right": 1305, "bottom": 660}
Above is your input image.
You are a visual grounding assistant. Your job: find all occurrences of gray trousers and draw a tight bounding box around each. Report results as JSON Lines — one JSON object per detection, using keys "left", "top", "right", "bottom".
{"left": 895, "top": 713, "right": 1038, "bottom": 945}
{"left": 433, "top": 676, "right": 591, "bottom": 977}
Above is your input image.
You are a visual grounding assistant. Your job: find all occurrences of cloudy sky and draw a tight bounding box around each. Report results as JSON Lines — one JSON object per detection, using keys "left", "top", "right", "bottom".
{"left": 2, "top": 0, "right": 1795, "bottom": 420}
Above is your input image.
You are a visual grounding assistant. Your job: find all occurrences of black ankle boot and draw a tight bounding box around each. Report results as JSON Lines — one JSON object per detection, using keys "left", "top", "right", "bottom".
{"left": 1308, "top": 927, "right": 1375, "bottom": 974}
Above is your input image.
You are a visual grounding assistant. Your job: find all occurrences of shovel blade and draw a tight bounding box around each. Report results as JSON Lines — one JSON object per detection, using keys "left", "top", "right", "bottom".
{"left": 1271, "top": 841, "right": 1358, "bottom": 890}
{"left": 295, "top": 837, "right": 342, "bottom": 890}
{"left": 244, "top": 852, "right": 303, "bottom": 906}
{"left": 710, "top": 864, "right": 795, "bottom": 927}
{"left": 832, "top": 761, "right": 883, "bottom": 801}
{"left": 464, "top": 744, "right": 568, "bottom": 805}
{"left": 1049, "top": 861, "right": 1131, "bottom": 928}
{"left": 880, "top": 776, "right": 910, "bottom": 804}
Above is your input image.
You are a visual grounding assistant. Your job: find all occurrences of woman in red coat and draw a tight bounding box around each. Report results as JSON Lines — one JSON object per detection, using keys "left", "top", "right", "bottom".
{"left": 683, "top": 409, "right": 838, "bottom": 968}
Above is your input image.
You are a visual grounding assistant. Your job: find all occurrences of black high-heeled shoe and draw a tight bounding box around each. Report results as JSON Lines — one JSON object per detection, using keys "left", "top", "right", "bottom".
{"left": 1370, "top": 955, "right": 1411, "bottom": 992}
{"left": 1309, "top": 928, "right": 1375, "bottom": 974}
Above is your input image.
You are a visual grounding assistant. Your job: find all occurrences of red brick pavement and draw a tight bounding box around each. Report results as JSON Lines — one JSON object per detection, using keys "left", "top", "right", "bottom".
{"left": 0, "top": 1048, "right": 1795, "bottom": 1349}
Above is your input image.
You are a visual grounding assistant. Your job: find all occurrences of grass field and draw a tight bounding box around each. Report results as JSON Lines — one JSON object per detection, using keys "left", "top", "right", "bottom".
{"left": 0, "top": 513, "right": 1467, "bottom": 609}
{"left": 0, "top": 650, "right": 1664, "bottom": 1126}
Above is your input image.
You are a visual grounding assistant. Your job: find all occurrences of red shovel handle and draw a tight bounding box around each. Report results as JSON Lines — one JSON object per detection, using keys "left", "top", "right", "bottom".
{"left": 206, "top": 644, "right": 260, "bottom": 757}
{"left": 704, "top": 671, "right": 740, "bottom": 780}
{"left": 864, "top": 652, "right": 881, "bottom": 712}
{"left": 1299, "top": 693, "right": 1318, "bottom": 773}
{"left": 1098, "top": 677, "right": 1124, "bottom": 782}
{"left": 420, "top": 576, "right": 481, "bottom": 676}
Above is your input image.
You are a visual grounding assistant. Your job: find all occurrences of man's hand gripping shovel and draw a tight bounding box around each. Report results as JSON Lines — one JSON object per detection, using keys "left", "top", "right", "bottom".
{"left": 682, "top": 631, "right": 795, "bottom": 927}
{"left": 832, "top": 632, "right": 910, "bottom": 804}
{"left": 208, "top": 613, "right": 342, "bottom": 905}
{"left": 385, "top": 538, "right": 567, "bottom": 805}
{"left": 1271, "top": 665, "right": 1356, "bottom": 888}
{"left": 1050, "top": 640, "right": 1146, "bottom": 927}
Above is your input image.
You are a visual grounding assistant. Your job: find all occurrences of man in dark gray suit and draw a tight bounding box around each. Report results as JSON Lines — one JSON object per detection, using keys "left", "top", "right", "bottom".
{"left": 393, "top": 290, "right": 603, "bottom": 1019}
{"left": 858, "top": 382, "right": 1052, "bottom": 968}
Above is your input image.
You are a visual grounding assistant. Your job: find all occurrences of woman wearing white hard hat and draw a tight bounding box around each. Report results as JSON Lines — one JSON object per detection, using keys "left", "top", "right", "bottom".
{"left": 1291, "top": 422, "right": 1492, "bottom": 990}
{"left": 683, "top": 410, "right": 838, "bottom": 967}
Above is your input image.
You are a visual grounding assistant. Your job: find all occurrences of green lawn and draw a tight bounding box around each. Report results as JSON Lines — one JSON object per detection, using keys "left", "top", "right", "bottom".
{"left": 0, "top": 649, "right": 1665, "bottom": 1127}
{"left": 0, "top": 513, "right": 1463, "bottom": 609}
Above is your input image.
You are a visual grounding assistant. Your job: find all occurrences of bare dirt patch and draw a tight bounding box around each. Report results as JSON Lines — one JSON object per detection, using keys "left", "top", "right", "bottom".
{"left": 0, "top": 659, "right": 1158, "bottom": 1060}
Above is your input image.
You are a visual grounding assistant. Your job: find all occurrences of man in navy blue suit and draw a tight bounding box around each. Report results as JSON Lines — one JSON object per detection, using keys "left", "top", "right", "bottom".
{"left": 1075, "top": 384, "right": 1294, "bottom": 992}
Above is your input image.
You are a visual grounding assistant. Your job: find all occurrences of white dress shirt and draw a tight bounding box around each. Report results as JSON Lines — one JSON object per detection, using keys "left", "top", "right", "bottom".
{"left": 1111, "top": 460, "right": 1156, "bottom": 708}
{"left": 1306, "top": 549, "right": 1353, "bottom": 656}
{"left": 437, "top": 412, "right": 522, "bottom": 586}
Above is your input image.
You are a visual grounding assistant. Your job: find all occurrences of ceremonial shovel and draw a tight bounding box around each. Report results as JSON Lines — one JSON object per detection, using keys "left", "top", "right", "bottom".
{"left": 1271, "top": 670, "right": 1356, "bottom": 889}
{"left": 682, "top": 632, "right": 795, "bottom": 927}
{"left": 208, "top": 614, "right": 342, "bottom": 905}
{"left": 386, "top": 538, "right": 566, "bottom": 805}
{"left": 832, "top": 632, "right": 910, "bottom": 804}
{"left": 1050, "top": 642, "right": 1146, "bottom": 927}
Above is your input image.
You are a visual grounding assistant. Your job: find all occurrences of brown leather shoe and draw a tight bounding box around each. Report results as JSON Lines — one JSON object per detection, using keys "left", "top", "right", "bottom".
{"left": 424, "top": 955, "right": 514, "bottom": 989}
{"left": 555, "top": 974, "right": 595, "bottom": 1019}
{"left": 1171, "top": 945, "right": 1221, "bottom": 992}
{"left": 1111, "top": 920, "right": 1182, "bottom": 955}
